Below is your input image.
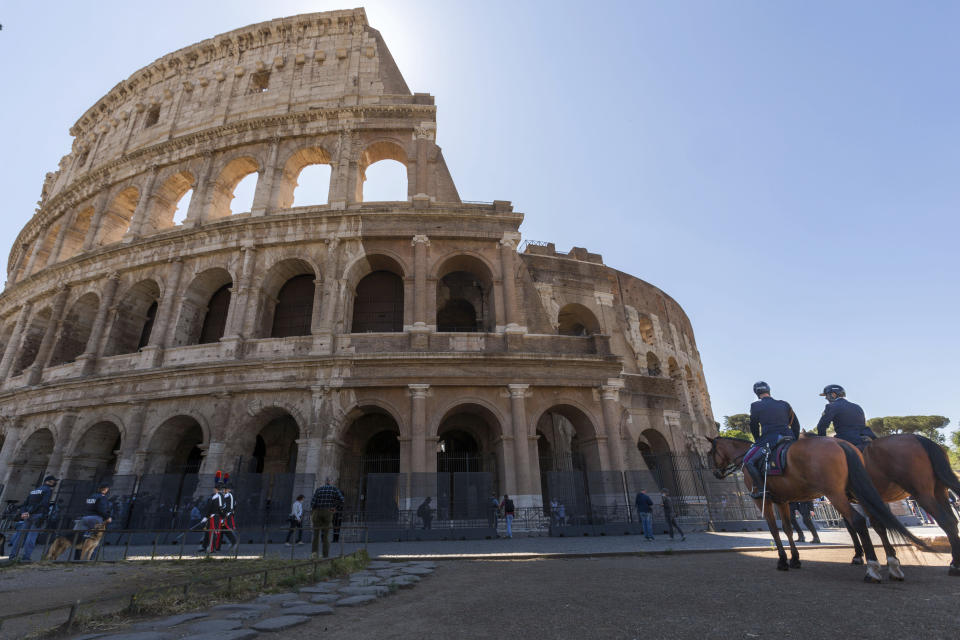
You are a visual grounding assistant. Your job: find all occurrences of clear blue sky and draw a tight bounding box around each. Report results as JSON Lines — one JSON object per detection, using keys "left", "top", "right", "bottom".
{"left": 1, "top": 1, "right": 957, "bottom": 437}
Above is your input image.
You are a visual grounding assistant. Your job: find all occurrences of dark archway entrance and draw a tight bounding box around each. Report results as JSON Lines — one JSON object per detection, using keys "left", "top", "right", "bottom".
{"left": 339, "top": 410, "right": 402, "bottom": 521}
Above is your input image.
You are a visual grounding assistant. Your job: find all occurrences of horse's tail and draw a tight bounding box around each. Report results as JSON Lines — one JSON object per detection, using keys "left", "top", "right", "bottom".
{"left": 838, "top": 440, "right": 931, "bottom": 551}
{"left": 914, "top": 434, "right": 960, "bottom": 494}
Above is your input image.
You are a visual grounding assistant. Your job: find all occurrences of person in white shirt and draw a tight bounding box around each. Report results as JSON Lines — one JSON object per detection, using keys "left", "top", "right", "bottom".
{"left": 285, "top": 494, "right": 305, "bottom": 545}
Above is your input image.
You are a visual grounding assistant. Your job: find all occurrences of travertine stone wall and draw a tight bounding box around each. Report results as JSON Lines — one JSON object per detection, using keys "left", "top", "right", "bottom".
{"left": 0, "top": 9, "right": 715, "bottom": 509}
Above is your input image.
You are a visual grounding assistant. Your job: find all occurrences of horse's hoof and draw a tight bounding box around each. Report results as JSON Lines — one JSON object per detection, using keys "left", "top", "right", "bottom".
{"left": 948, "top": 566, "right": 960, "bottom": 577}
{"left": 863, "top": 575, "right": 881, "bottom": 584}
{"left": 789, "top": 559, "right": 802, "bottom": 569}
{"left": 777, "top": 561, "right": 789, "bottom": 572}
{"left": 889, "top": 574, "right": 904, "bottom": 582}
{"left": 851, "top": 557, "right": 864, "bottom": 565}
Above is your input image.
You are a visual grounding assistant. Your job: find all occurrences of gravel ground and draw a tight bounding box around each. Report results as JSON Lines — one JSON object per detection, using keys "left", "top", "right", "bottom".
{"left": 304, "top": 549, "right": 960, "bottom": 640}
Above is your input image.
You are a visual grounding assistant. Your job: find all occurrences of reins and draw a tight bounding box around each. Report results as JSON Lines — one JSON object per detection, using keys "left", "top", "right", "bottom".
{"left": 710, "top": 438, "right": 749, "bottom": 479}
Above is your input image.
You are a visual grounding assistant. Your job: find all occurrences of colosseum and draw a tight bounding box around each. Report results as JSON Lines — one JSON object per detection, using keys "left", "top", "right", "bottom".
{"left": 0, "top": 8, "right": 715, "bottom": 534}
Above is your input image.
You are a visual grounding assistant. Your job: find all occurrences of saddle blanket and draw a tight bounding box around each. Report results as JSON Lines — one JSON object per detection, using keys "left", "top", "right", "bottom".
{"left": 743, "top": 440, "right": 793, "bottom": 476}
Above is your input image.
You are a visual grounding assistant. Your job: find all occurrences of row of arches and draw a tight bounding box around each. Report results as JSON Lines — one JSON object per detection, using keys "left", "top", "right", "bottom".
{"left": 13, "top": 141, "right": 412, "bottom": 284}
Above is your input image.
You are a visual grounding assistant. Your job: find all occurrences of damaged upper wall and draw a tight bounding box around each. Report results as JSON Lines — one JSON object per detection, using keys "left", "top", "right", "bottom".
{"left": 39, "top": 8, "right": 431, "bottom": 206}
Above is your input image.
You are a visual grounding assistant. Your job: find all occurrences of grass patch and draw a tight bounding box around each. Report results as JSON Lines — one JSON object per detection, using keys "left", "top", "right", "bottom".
{"left": 27, "top": 551, "right": 369, "bottom": 639}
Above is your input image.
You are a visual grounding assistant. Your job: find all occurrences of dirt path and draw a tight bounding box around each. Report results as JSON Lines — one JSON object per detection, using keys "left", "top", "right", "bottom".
{"left": 305, "top": 549, "right": 960, "bottom": 639}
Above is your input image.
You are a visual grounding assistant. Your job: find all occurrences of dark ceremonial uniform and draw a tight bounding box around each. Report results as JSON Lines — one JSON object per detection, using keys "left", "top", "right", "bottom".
{"left": 200, "top": 491, "right": 223, "bottom": 552}
{"left": 816, "top": 398, "right": 876, "bottom": 445}
{"left": 749, "top": 396, "right": 800, "bottom": 447}
{"left": 219, "top": 489, "right": 238, "bottom": 550}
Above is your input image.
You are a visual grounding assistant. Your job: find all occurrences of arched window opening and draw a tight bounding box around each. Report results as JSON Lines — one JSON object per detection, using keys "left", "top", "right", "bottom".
{"left": 5, "top": 429, "right": 54, "bottom": 502}
{"left": 352, "top": 271, "right": 403, "bottom": 332}
{"left": 66, "top": 422, "right": 122, "bottom": 481}
{"left": 637, "top": 314, "right": 655, "bottom": 345}
{"left": 60, "top": 206, "right": 94, "bottom": 261}
{"left": 557, "top": 303, "right": 600, "bottom": 336}
{"left": 291, "top": 164, "right": 331, "bottom": 207}
{"left": 11, "top": 243, "right": 36, "bottom": 284}
{"left": 362, "top": 160, "right": 408, "bottom": 202}
{"left": 50, "top": 292, "right": 100, "bottom": 366}
{"left": 13, "top": 307, "right": 52, "bottom": 375}
{"left": 173, "top": 189, "right": 193, "bottom": 226}
{"left": 271, "top": 275, "right": 314, "bottom": 338}
{"left": 248, "top": 414, "right": 300, "bottom": 474}
{"left": 29, "top": 221, "right": 64, "bottom": 274}
{"left": 146, "top": 417, "right": 204, "bottom": 474}
{"left": 95, "top": 187, "right": 139, "bottom": 247}
{"left": 229, "top": 172, "right": 257, "bottom": 215}
{"left": 173, "top": 269, "right": 233, "bottom": 346}
{"left": 435, "top": 406, "right": 501, "bottom": 519}
{"left": 646, "top": 352, "right": 661, "bottom": 377}
{"left": 107, "top": 280, "right": 161, "bottom": 356}
{"left": 208, "top": 157, "right": 259, "bottom": 220}
{"left": 137, "top": 301, "right": 158, "bottom": 350}
{"left": 144, "top": 171, "right": 194, "bottom": 234}
{"left": 668, "top": 357, "right": 681, "bottom": 380}
{"left": 437, "top": 270, "right": 491, "bottom": 332}
{"left": 637, "top": 429, "right": 675, "bottom": 493}
{"left": 199, "top": 284, "right": 232, "bottom": 344}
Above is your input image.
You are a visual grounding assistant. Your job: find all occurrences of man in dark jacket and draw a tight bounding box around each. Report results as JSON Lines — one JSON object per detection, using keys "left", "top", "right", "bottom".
{"left": 7, "top": 475, "right": 58, "bottom": 563}
{"left": 789, "top": 500, "right": 821, "bottom": 543}
{"left": 661, "top": 489, "right": 685, "bottom": 541}
{"left": 635, "top": 489, "right": 654, "bottom": 540}
{"left": 816, "top": 385, "right": 877, "bottom": 446}
{"left": 311, "top": 477, "right": 344, "bottom": 558}
{"left": 73, "top": 483, "right": 113, "bottom": 560}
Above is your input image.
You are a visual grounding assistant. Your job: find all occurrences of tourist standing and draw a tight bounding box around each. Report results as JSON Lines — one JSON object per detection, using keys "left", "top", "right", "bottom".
{"left": 635, "top": 488, "right": 654, "bottom": 540}
{"left": 500, "top": 494, "right": 515, "bottom": 538}
{"left": 286, "top": 494, "right": 305, "bottom": 545}
{"left": 311, "top": 477, "right": 345, "bottom": 558}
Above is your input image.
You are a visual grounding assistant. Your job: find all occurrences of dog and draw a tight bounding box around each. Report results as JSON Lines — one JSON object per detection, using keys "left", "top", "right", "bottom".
{"left": 43, "top": 523, "right": 106, "bottom": 561}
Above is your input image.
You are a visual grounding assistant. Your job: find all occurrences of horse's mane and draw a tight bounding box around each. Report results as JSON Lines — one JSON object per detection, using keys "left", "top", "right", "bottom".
{"left": 716, "top": 436, "right": 754, "bottom": 445}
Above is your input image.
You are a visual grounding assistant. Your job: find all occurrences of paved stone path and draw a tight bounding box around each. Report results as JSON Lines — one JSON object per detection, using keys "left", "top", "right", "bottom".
{"left": 68, "top": 560, "right": 435, "bottom": 640}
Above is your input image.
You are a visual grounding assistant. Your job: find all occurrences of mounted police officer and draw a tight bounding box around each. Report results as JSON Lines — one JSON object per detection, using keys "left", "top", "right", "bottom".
{"left": 816, "top": 384, "right": 877, "bottom": 447}
{"left": 746, "top": 382, "right": 800, "bottom": 499}
{"left": 6, "top": 475, "right": 58, "bottom": 563}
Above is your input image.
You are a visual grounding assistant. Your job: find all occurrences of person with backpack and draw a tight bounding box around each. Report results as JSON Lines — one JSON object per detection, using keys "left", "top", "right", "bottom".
{"left": 500, "top": 494, "right": 515, "bottom": 538}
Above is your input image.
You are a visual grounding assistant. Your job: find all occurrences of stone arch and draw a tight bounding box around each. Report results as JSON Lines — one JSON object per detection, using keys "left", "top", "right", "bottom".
{"left": 5, "top": 427, "right": 55, "bottom": 501}
{"left": 0, "top": 320, "right": 15, "bottom": 361}
{"left": 637, "top": 428, "right": 676, "bottom": 492}
{"left": 356, "top": 139, "right": 409, "bottom": 202}
{"left": 49, "top": 292, "right": 100, "bottom": 366}
{"left": 172, "top": 267, "right": 234, "bottom": 345}
{"left": 646, "top": 352, "right": 661, "bottom": 376}
{"left": 143, "top": 170, "right": 195, "bottom": 234}
{"left": 667, "top": 357, "right": 681, "bottom": 379}
{"left": 94, "top": 186, "right": 139, "bottom": 247}
{"left": 60, "top": 205, "right": 94, "bottom": 261}
{"left": 557, "top": 303, "right": 600, "bottom": 336}
{"left": 257, "top": 258, "right": 317, "bottom": 338}
{"left": 637, "top": 313, "right": 655, "bottom": 345}
{"left": 13, "top": 305, "right": 52, "bottom": 376}
{"left": 343, "top": 253, "right": 406, "bottom": 333}
{"left": 29, "top": 218, "right": 65, "bottom": 275}
{"left": 64, "top": 420, "right": 122, "bottom": 481}
{"left": 10, "top": 242, "right": 36, "bottom": 284}
{"left": 106, "top": 279, "right": 161, "bottom": 356}
{"left": 231, "top": 406, "right": 304, "bottom": 474}
{"left": 277, "top": 145, "right": 334, "bottom": 208}
{"left": 434, "top": 253, "right": 496, "bottom": 332}
{"left": 337, "top": 405, "right": 404, "bottom": 514}
{"left": 534, "top": 404, "right": 603, "bottom": 471}
{"left": 208, "top": 156, "right": 259, "bottom": 220}
{"left": 143, "top": 415, "right": 207, "bottom": 474}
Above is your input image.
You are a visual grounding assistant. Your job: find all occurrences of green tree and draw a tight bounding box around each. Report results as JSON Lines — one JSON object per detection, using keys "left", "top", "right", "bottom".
{"left": 865, "top": 416, "right": 950, "bottom": 444}
{"left": 950, "top": 430, "right": 960, "bottom": 469}
{"left": 720, "top": 414, "right": 752, "bottom": 441}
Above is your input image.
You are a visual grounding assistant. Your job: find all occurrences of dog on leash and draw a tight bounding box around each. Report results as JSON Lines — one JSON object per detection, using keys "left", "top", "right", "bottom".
{"left": 43, "top": 523, "right": 106, "bottom": 561}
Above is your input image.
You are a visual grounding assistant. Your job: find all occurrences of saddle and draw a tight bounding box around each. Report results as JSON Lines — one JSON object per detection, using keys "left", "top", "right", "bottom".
{"left": 744, "top": 439, "right": 794, "bottom": 477}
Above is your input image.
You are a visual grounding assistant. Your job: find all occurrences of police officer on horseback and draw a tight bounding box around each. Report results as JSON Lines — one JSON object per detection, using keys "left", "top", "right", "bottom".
{"left": 746, "top": 382, "right": 801, "bottom": 499}
{"left": 816, "top": 384, "right": 877, "bottom": 447}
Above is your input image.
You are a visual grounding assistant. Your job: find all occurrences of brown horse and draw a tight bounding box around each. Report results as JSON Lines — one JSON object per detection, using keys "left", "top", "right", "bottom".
{"left": 837, "top": 434, "right": 960, "bottom": 577}
{"left": 707, "top": 436, "right": 929, "bottom": 582}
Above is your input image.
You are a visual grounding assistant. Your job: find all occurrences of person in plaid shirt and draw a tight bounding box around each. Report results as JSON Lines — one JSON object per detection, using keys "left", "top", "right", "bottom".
{"left": 310, "top": 478, "right": 344, "bottom": 558}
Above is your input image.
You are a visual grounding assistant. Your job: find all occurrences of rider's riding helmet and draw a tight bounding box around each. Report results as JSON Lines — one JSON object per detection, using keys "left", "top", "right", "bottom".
{"left": 820, "top": 384, "right": 846, "bottom": 401}
{"left": 752, "top": 381, "right": 770, "bottom": 397}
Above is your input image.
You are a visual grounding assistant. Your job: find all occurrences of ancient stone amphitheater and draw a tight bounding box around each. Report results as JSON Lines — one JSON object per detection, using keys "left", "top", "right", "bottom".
{"left": 0, "top": 9, "right": 714, "bottom": 527}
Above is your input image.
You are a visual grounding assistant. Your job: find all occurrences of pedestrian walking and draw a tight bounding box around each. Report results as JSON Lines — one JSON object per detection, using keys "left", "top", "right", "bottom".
{"left": 500, "top": 494, "right": 515, "bottom": 538}
{"left": 311, "top": 477, "right": 344, "bottom": 558}
{"left": 488, "top": 493, "right": 500, "bottom": 532}
{"left": 285, "top": 494, "right": 305, "bottom": 545}
{"left": 635, "top": 488, "right": 654, "bottom": 540}
{"left": 660, "top": 489, "right": 685, "bottom": 541}
{"left": 219, "top": 479, "right": 238, "bottom": 552}
{"left": 6, "top": 475, "right": 58, "bottom": 563}
{"left": 417, "top": 497, "right": 434, "bottom": 530}
{"left": 789, "top": 501, "right": 821, "bottom": 543}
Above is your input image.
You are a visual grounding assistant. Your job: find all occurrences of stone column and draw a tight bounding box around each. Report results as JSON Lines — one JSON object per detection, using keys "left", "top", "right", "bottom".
{"left": 414, "top": 123, "right": 435, "bottom": 198}
{"left": 82, "top": 191, "right": 111, "bottom": 251}
{"left": 48, "top": 211, "right": 75, "bottom": 267}
{"left": 123, "top": 168, "right": 159, "bottom": 242}
{"left": 21, "top": 234, "right": 44, "bottom": 278}
{"left": 27, "top": 285, "right": 70, "bottom": 385}
{"left": 508, "top": 384, "right": 535, "bottom": 505}
{"left": 228, "top": 245, "right": 257, "bottom": 338}
{"left": 411, "top": 235, "right": 430, "bottom": 326}
{"left": 183, "top": 153, "right": 214, "bottom": 227}
{"left": 310, "top": 278, "right": 325, "bottom": 333}
{"left": 251, "top": 138, "right": 281, "bottom": 216}
{"left": 138, "top": 259, "right": 184, "bottom": 370}
{"left": 600, "top": 380, "right": 626, "bottom": 471}
{"left": 318, "top": 238, "right": 340, "bottom": 332}
{"left": 46, "top": 415, "right": 76, "bottom": 478}
{"left": 78, "top": 272, "right": 120, "bottom": 376}
{"left": 0, "top": 301, "right": 33, "bottom": 381}
{"left": 409, "top": 385, "right": 429, "bottom": 474}
{"left": 114, "top": 402, "right": 148, "bottom": 475}
{"left": 499, "top": 233, "right": 523, "bottom": 332}
{"left": 0, "top": 421, "right": 24, "bottom": 493}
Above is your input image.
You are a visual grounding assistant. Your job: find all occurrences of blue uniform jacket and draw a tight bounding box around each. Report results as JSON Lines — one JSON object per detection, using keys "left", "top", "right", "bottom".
{"left": 749, "top": 397, "right": 801, "bottom": 447}
{"left": 22, "top": 484, "right": 53, "bottom": 517}
{"left": 84, "top": 493, "right": 113, "bottom": 519}
{"left": 816, "top": 398, "right": 875, "bottom": 441}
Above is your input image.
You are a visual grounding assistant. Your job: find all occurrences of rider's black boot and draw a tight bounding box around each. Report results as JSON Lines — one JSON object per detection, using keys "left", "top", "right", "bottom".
{"left": 746, "top": 461, "right": 768, "bottom": 499}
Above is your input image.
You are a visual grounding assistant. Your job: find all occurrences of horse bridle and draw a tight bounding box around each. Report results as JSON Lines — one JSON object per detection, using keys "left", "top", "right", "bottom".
{"left": 710, "top": 439, "right": 746, "bottom": 479}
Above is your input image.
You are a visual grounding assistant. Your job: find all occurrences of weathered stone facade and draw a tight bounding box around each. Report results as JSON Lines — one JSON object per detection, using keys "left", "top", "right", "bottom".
{"left": 0, "top": 9, "right": 714, "bottom": 509}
